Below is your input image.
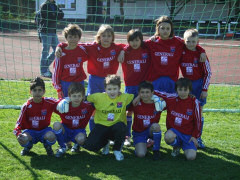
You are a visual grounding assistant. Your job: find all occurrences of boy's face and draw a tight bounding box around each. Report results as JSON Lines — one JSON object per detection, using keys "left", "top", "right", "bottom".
{"left": 129, "top": 37, "right": 141, "bottom": 49}
{"left": 105, "top": 84, "right": 120, "bottom": 99}
{"left": 158, "top": 22, "right": 171, "bottom": 40}
{"left": 177, "top": 87, "right": 190, "bottom": 100}
{"left": 100, "top": 31, "right": 113, "bottom": 48}
{"left": 69, "top": 92, "right": 84, "bottom": 107}
{"left": 184, "top": 36, "right": 198, "bottom": 51}
{"left": 139, "top": 88, "right": 153, "bottom": 103}
{"left": 30, "top": 86, "right": 45, "bottom": 103}
{"left": 66, "top": 34, "right": 80, "bottom": 47}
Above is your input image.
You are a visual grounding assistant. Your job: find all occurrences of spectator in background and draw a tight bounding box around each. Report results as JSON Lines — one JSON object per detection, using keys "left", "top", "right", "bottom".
{"left": 39, "top": 0, "right": 64, "bottom": 78}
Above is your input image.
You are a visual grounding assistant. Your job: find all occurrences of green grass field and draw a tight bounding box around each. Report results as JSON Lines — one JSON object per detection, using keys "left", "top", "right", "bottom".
{"left": 0, "top": 80, "right": 240, "bottom": 179}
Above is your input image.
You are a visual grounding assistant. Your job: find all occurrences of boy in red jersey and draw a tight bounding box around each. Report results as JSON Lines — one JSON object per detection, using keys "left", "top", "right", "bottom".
{"left": 128, "top": 81, "right": 162, "bottom": 160}
{"left": 145, "top": 16, "right": 206, "bottom": 93}
{"left": 180, "top": 29, "right": 212, "bottom": 149}
{"left": 121, "top": 29, "right": 152, "bottom": 146}
{"left": 155, "top": 78, "right": 202, "bottom": 160}
{"left": 52, "top": 24, "right": 88, "bottom": 99}
{"left": 53, "top": 82, "right": 94, "bottom": 157}
{"left": 13, "top": 77, "right": 58, "bottom": 156}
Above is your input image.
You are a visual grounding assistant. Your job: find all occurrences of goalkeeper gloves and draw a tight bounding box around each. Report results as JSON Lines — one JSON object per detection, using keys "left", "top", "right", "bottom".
{"left": 151, "top": 95, "right": 166, "bottom": 112}
{"left": 56, "top": 97, "right": 70, "bottom": 113}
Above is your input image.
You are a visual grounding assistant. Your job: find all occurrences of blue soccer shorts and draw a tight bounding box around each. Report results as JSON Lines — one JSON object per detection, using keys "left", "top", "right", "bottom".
{"left": 22, "top": 127, "right": 53, "bottom": 144}
{"left": 152, "top": 76, "right": 176, "bottom": 93}
{"left": 61, "top": 80, "right": 84, "bottom": 98}
{"left": 132, "top": 128, "right": 151, "bottom": 146}
{"left": 125, "top": 85, "right": 139, "bottom": 98}
{"left": 170, "top": 128, "right": 197, "bottom": 151}
{"left": 86, "top": 75, "right": 105, "bottom": 95}
{"left": 62, "top": 124, "right": 86, "bottom": 144}
{"left": 191, "top": 78, "right": 207, "bottom": 106}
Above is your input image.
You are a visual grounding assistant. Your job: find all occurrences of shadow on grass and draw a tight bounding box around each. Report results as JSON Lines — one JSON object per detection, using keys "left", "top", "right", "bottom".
{"left": 0, "top": 141, "right": 39, "bottom": 180}
{"left": 29, "top": 145, "right": 240, "bottom": 179}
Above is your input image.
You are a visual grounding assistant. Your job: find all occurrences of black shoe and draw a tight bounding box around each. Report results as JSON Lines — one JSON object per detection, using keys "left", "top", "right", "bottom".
{"left": 153, "top": 150, "right": 161, "bottom": 161}
{"left": 21, "top": 147, "right": 31, "bottom": 156}
{"left": 44, "top": 144, "right": 54, "bottom": 156}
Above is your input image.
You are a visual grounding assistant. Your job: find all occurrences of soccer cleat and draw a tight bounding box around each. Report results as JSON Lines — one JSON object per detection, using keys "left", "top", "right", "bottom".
{"left": 124, "top": 136, "right": 131, "bottom": 146}
{"left": 147, "top": 138, "right": 155, "bottom": 148}
{"left": 197, "top": 138, "right": 205, "bottom": 149}
{"left": 41, "top": 71, "right": 52, "bottom": 78}
{"left": 153, "top": 150, "right": 161, "bottom": 161}
{"left": 109, "top": 140, "right": 115, "bottom": 146}
{"left": 171, "top": 147, "right": 180, "bottom": 157}
{"left": 102, "top": 143, "right": 110, "bottom": 155}
{"left": 20, "top": 147, "right": 31, "bottom": 156}
{"left": 71, "top": 143, "right": 80, "bottom": 153}
{"left": 55, "top": 147, "right": 67, "bottom": 158}
{"left": 113, "top": 150, "right": 124, "bottom": 161}
{"left": 65, "top": 142, "right": 72, "bottom": 151}
{"left": 44, "top": 144, "right": 54, "bottom": 156}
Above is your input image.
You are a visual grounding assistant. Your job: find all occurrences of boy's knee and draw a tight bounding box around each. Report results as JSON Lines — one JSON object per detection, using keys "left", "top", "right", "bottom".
{"left": 44, "top": 131, "right": 56, "bottom": 142}
{"left": 53, "top": 122, "right": 62, "bottom": 131}
{"left": 75, "top": 133, "right": 86, "bottom": 145}
{"left": 185, "top": 150, "right": 197, "bottom": 161}
{"left": 135, "top": 150, "right": 146, "bottom": 158}
{"left": 17, "top": 134, "right": 30, "bottom": 146}
{"left": 164, "top": 130, "right": 176, "bottom": 144}
{"left": 150, "top": 123, "right": 160, "bottom": 132}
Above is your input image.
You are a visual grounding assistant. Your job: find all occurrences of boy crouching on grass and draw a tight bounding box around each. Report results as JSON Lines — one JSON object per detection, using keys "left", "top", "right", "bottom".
{"left": 128, "top": 81, "right": 163, "bottom": 161}
{"left": 13, "top": 77, "right": 58, "bottom": 156}
{"left": 155, "top": 78, "right": 202, "bottom": 160}
{"left": 53, "top": 82, "right": 94, "bottom": 157}
{"left": 83, "top": 75, "right": 134, "bottom": 161}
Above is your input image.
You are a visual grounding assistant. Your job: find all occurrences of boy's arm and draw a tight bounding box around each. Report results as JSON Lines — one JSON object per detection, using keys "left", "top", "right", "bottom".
{"left": 192, "top": 99, "right": 202, "bottom": 138}
{"left": 52, "top": 57, "right": 63, "bottom": 98}
{"left": 200, "top": 58, "right": 212, "bottom": 99}
{"left": 196, "top": 45, "right": 207, "bottom": 62}
{"left": 13, "top": 104, "right": 28, "bottom": 137}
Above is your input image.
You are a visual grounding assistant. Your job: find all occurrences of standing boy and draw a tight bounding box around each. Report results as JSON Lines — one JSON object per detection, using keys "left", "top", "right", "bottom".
{"left": 13, "top": 77, "right": 58, "bottom": 156}
{"left": 180, "top": 29, "right": 212, "bottom": 148}
{"left": 128, "top": 81, "right": 162, "bottom": 160}
{"left": 53, "top": 82, "right": 94, "bottom": 157}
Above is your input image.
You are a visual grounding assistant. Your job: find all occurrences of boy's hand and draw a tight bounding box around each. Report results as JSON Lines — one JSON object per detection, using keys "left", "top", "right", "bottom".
{"left": 118, "top": 50, "right": 125, "bottom": 63}
{"left": 200, "top": 53, "right": 207, "bottom": 62}
{"left": 132, "top": 95, "right": 140, "bottom": 106}
{"left": 56, "top": 97, "right": 70, "bottom": 113}
{"left": 57, "top": 91, "right": 64, "bottom": 99}
{"left": 189, "top": 137, "right": 198, "bottom": 148}
{"left": 149, "top": 35, "right": 157, "bottom": 42}
{"left": 200, "top": 91, "right": 208, "bottom": 99}
{"left": 151, "top": 95, "right": 166, "bottom": 111}
{"left": 55, "top": 46, "right": 62, "bottom": 58}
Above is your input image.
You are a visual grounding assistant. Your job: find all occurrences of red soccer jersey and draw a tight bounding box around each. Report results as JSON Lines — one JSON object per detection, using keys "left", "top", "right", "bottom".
{"left": 145, "top": 36, "right": 184, "bottom": 82}
{"left": 52, "top": 45, "right": 88, "bottom": 92}
{"left": 84, "top": 43, "right": 124, "bottom": 77}
{"left": 13, "top": 97, "right": 59, "bottom": 136}
{"left": 180, "top": 46, "right": 212, "bottom": 92}
{"left": 128, "top": 100, "right": 161, "bottom": 132}
{"left": 154, "top": 91, "right": 202, "bottom": 138}
{"left": 56, "top": 101, "right": 94, "bottom": 129}
{"left": 122, "top": 45, "right": 151, "bottom": 86}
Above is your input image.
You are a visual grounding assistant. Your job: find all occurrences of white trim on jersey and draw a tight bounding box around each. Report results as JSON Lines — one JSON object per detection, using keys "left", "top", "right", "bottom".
{"left": 194, "top": 99, "right": 202, "bottom": 137}
{"left": 52, "top": 57, "right": 62, "bottom": 91}
{"left": 203, "top": 60, "right": 212, "bottom": 91}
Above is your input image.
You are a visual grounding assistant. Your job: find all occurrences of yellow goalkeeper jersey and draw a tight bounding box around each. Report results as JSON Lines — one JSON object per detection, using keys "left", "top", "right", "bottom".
{"left": 87, "top": 93, "right": 134, "bottom": 126}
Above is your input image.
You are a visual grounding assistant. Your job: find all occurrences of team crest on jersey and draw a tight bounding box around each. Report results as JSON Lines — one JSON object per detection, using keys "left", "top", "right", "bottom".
{"left": 28, "top": 104, "right": 32, "bottom": 108}
{"left": 193, "top": 58, "right": 198, "bottom": 64}
{"left": 77, "top": 57, "right": 82, "bottom": 63}
{"left": 142, "top": 53, "right": 148, "bottom": 59}
{"left": 186, "top": 109, "right": 193, "bottom": 115}
{"left": 117, "top": 102, "right": 122, "bottom": 108}
{"left": 170, "top": 46, "right": 175, "bottom": 53}
{"left": 82, "top": 108, "right": 87, "bottom": 114}
{"left": 110, "top": 50, "right": 116, "bottom": 56}
{"left": 41, "top": 109, "right": 47, "bottom": 116}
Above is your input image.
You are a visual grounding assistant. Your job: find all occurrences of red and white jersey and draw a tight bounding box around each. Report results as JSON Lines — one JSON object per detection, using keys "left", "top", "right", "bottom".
{"left": 84, "top": 43, "right": 124, "bottom": 77}
{"left": 13, "top": 97, "right": 59, "bottom": 136}
{"left": 128, "top": 100, "right": 161, "bottom": 132}
{"left": 56, "top": 101, "right": 94, "bottom": 129}
{"left": 180, "top": 46, "right": 212, "bottom": 92}
{"left": 122, "top": 45, "right": 151, "bottom": 86}
{"left": 145, "top": 36, "right": 184, "bottom": 82}
{"left": 52, "top": 45, "right": 88, "bottom": 92}
{"left": 154, "top": 91, "right": 202, "bottom": 138}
